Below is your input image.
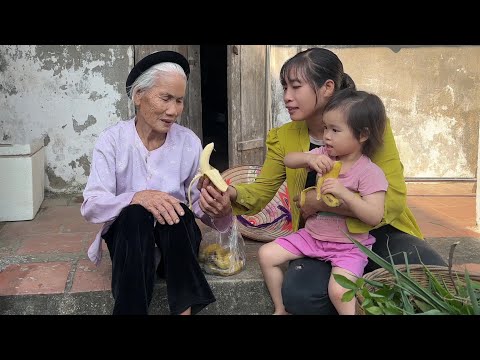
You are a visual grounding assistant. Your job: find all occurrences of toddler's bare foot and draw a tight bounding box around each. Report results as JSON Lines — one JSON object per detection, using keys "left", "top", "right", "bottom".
{"left": 273, "top": 310, "right": 290, "bottom": 315}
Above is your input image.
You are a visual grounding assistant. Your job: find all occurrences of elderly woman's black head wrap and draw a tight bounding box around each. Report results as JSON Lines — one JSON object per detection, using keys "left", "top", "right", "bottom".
{"left": 126, "top": 51, "right": 190, "bottom": 97}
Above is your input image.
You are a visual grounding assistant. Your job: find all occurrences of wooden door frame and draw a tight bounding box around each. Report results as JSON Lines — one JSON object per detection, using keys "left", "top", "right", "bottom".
{"left": 227, "top": 44, "right": 241, "bottom": 167}
{"left": 227, "top": 45, "right": 268, "bottom": 167}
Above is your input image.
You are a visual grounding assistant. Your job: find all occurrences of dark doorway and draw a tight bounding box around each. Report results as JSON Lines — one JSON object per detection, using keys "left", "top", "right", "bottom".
{"left": 200, "top": 45, "right": 229, "bottom": 172}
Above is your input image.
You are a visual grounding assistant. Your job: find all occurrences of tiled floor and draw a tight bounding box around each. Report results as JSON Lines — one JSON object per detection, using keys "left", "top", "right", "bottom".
{"left": 0, "top": 185, "right": 479, "bottom": 297}
{"left": 406, "top": 182, "right": 479, "bottom": 238}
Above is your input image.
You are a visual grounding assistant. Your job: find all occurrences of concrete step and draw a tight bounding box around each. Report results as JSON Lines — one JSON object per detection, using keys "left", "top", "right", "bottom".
{"left": 1, "top": 236, "right": 479, "bottom": 315}
{"left": 0, "top": 255, "right": 274, "bottom": 315}
{"left": 2, "top": 192, "right": 479, "bottom": 315}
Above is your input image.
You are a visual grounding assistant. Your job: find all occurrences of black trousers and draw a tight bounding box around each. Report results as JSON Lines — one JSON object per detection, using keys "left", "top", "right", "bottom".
{"left": 281, "top": 225, "right": 447, "bottom": 315}
{"left": 103, "top": 203, "right": 215, "bottom": 315}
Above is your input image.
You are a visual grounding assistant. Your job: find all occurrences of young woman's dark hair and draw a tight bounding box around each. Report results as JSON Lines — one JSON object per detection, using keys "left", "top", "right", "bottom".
{"left": 280, "top": 47, "right": 356, "bottom": 93}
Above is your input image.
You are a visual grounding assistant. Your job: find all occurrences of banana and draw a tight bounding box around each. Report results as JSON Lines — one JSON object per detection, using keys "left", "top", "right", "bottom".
{"left": 187, "top": 142, "right": 229, "bottom": 209}
{"left": 297, "top": 162, "right": 343, "bottom": 208}
{"left": 316, "top": 161, "right": 342, "bottom": 207}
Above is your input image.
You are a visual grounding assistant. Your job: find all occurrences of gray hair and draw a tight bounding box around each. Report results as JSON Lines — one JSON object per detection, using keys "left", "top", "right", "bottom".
{"left": 128, "top": 62, "right": 187, "bottom": 107}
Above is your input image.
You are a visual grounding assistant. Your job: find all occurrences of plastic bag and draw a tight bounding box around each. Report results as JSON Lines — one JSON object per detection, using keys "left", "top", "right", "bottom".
{"left": 198, "top": 218, "right": 246, "bottom": 276}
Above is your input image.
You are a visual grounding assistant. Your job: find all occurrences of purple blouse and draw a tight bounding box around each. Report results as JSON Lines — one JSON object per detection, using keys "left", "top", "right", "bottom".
{"left": 81, "top": 118, "right": 231, "bottom": 265}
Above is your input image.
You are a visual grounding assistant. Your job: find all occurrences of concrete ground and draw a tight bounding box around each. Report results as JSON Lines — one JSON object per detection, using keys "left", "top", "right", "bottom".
{"left": 0, "top": 182, "right": 479, "bottom": 315}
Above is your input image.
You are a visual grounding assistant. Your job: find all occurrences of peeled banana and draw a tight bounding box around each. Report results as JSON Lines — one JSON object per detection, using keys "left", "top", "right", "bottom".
{"left": 187, "top": 142, "right": 229, "bottom": 209}
{"left": 316, "top": 161, "right": 342, "bottom": 207}
{"left": 298, "top": 161, "right": 343, "bottom": 208}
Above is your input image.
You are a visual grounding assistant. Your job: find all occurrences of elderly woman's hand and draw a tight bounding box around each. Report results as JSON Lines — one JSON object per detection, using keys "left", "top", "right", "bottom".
{"left": 198, "top": 177, "right": 234, "bottom": 218}
{"left": 131, "top": 190, "right": 185, "bottom": 225}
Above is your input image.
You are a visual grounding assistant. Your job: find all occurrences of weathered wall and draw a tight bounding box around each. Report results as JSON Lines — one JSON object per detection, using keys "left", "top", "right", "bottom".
{"left": 2, "top": 45, "right": 478, "bottom": 194}
{"left": 0, "top": 45, "right": 132, "bottom": 193}
{"left": 270, "top": 46, "right": 480, "bottom": 178}
{"left": 477, "top": 124, "right": 480, "bottom": 226}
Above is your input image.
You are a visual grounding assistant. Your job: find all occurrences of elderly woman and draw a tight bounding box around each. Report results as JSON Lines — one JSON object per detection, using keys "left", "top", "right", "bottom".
{"left": 81, "top": 51, "right": 231, "bottom": 315}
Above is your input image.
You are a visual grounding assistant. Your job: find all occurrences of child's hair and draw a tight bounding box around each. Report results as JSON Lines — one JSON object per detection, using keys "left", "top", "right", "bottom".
{"left": 324, "top": 88, "right": 386, "bottom": 158}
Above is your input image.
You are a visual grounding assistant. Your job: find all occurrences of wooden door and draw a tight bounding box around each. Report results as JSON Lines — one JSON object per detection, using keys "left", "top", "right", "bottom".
{"left": 227, "top": 45, "right": 267, "bottom": 166}
{"left": 134, "top": 45, "right": 202, "bottom": 139}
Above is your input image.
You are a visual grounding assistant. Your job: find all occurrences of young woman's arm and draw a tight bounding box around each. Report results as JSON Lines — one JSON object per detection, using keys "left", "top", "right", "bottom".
{"left": 198, "top": 127, "right": 286, "bottom": 217}
{"left": 284, "top": 152, "right": 310, "bottom": 169}
{"left": 369, "top": 119, "right": 407, "bottom": 222}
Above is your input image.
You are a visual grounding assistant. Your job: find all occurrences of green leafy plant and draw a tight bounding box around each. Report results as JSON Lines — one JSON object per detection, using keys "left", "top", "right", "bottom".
{"left": 334, "top": 237, "right": 480, "bottom": 315}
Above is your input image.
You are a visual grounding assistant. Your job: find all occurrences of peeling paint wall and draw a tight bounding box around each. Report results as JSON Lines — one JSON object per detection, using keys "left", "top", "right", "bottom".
{"left": 0, "top": 45, "right": 132, "bottom": 193}
{"left": 477, "top": 123, "right": 480, "bottom": 225}
{"left": 270, "top": 46, "right": 480, "bottom": 178}
{"left": 2, "top": 45, "right": 478, "bottom": 194}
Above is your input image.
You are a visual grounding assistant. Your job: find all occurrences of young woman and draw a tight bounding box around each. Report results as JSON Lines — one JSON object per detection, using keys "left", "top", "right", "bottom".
{"left": 199, "top": 47, "right": 446, "bottom": 315}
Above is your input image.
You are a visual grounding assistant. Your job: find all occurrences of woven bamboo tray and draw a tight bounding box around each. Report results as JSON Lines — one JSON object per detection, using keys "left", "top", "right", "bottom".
{"left": 356, "top": 264, "right": 480, "bottom": 315}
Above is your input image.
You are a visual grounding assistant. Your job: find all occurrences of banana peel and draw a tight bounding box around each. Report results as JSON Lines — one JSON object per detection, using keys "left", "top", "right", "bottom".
{"left": 203, "top": 260, "right": 244, "bottom": 276}
{"left": 298, "top": 161, "right": 343, "bottom": 208}
{"left": 198, "top": 243, "right": 244, "bottom": 276}
{"left": 299, "top": 186, "right": 317, "bottom": 207}
{"left": 187, "top": 142, "right": 229, "bottom": 209}
{"left": 199, "top": 243, "right": 231, "bottom": 269}
{"left": 198, "top": 243, "right": 220, "bottom": 263}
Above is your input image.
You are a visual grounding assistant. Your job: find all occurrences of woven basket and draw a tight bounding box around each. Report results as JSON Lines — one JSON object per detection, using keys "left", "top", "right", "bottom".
{"left": 355, "top": 264, "right": 480, "bottom": 315}
{"left": 221, "top": 165, "right": 293, "bottom": 242}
